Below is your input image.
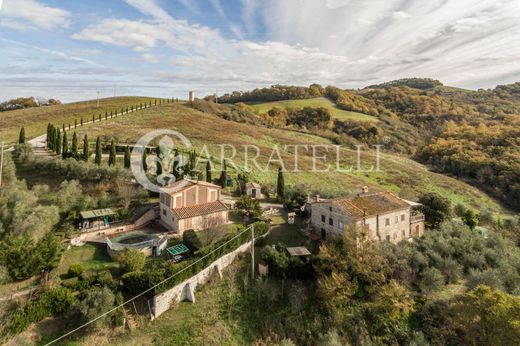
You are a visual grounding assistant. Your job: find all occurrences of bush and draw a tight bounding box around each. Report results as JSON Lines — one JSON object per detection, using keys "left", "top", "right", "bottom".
{"left": 117, "top": 248, "right": 146, "bottom": 273}
{"left": 68, "top": 263, "right": 84, "bottom": 278}
{"left": 3, "top": 287, "right": 76, "bottom": 336}
{"left": 183, "top": 229, "right": 202, "bottom": 251}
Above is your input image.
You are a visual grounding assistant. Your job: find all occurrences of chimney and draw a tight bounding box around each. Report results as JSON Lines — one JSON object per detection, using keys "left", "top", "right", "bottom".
{"left": 362, "top": 186, "right": 369, "bottom": 194}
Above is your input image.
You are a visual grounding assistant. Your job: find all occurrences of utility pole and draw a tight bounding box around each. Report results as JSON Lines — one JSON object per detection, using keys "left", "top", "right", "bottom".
{"left": 251, "top": 224, "right": 255, "bottom": 280}
{"left": 215, "top": 88, "right": 218, "bottom": 104}
{"left": 0, "top": 142, "right": 4, "bottom": 187}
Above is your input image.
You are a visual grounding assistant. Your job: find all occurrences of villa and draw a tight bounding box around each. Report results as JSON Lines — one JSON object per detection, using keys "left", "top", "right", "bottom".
{"left": 309, "top": 186, "right": 425, "bottom": 243}
{"left": 159, "top": 178, "right": 229, "bottom": 235}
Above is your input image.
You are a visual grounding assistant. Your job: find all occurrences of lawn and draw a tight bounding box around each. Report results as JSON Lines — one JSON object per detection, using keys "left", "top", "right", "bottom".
{"left": 0, "top": 96, "right": 157, "bottom": 144}
{"left": 56, "top": 243, "right": 118, "bottom": 277}
{"left": 247, "top": 97, "right": 379, "bottom": 122}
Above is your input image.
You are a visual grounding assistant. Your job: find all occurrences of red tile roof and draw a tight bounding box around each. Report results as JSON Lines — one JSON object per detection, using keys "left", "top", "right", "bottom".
{"left": 160, "top": 178, "right": 221, "bottom": 195}
{"left": 171, "top": 201, "right": 228, "bottom": 219}
{"left": 317, "top": 192, "right": 410, "bottom": 219}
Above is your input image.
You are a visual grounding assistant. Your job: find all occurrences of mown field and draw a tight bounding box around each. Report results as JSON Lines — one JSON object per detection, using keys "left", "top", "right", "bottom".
{"left": 66, "top": 102, "right": 510, "bottom": 215}
{"left": 0, "top": 96, "right": 157, "bottom": 144}
{"left": 246, "top": 97, "right": 379, "bottom": 122}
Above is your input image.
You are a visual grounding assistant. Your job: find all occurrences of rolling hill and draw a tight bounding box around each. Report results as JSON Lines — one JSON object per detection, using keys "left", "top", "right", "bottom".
{"left": 0, "top": 96, "right": 157, "bottom": 144}
{"left": 246, "top": 97, "right": 378, "bottom": 122}
{"left": 64, "top": 102, "right": 510, "bottom": 215}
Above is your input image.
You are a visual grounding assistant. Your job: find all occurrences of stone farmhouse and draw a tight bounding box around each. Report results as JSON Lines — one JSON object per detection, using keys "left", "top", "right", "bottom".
{"left": 159, "top": 178, "right": 229, "bottom": 235}
{"left": 309, "top": 187, "right": 425, "bottom": 243}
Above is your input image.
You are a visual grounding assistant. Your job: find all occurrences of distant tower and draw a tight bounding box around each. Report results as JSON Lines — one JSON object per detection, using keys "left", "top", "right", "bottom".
{"left": 188, "top": 91, "right": 195, "bottom": 102}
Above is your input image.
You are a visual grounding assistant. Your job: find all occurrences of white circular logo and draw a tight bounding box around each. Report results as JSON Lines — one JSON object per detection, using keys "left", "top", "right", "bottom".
{"left": 131, "top": 129, "right": 192, "bottom": 192}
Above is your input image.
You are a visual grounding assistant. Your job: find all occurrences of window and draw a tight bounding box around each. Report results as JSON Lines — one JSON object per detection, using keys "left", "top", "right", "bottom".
{"left": 329, "top": 206, "right": 332, "bottom": 211}
{"left": 401, "top": 214, "right": 405, "bottom": 221}
{"left": 393, "top": 233, "right": 397, "bottom": 240}
{"left": 338, "top": 221, "right": 344, "bottom": 231}
{"left": 386, "top": 235, "right": 390, "bottom": 241}
{"left": 402, "top": 229, "right": 405, "bottom": 237}
{"left": 385, "top": 218, "right": 390, "bottom": 226}
{"left": 162, "top": 209, "right": 166, "bottom": 216}
{"left": 329, "top": 218, "right": 333, "bottom": 226}
{"left": 321, "top": 215, "right": 326, "bottom": 223}
{"left": 395, "top": 216, "right": 399, "bottom": 224}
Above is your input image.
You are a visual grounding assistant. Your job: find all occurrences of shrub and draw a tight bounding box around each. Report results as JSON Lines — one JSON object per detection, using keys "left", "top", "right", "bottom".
{"left": 183, "top": 229, "right": 202, "bottom": 251}
{"left": 68, "top": 263, "right": 84, "bottom": 277}
{"left": 4, "top": 287, "right": 76, "bottom": 336}
{"left": 117, "top": 248, "right": 146, "bottom": 273}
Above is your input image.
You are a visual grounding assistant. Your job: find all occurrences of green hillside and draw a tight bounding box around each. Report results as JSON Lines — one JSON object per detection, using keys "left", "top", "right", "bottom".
{"left": 66, "top": 102, "right": 509, "bottom": 215}
{"left": 246, "top": 97, "right": 379, "bottom": 122}
{"left": 0, "top": 96, "right": 157, "bottom": 144}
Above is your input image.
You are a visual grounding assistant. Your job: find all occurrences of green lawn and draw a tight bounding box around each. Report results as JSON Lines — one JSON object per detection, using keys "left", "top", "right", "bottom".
{"left": 247, "top": 97, "right": 379, "bottom": 122}
{"left": 56, "top": 243, "right": 118, "bottom": 277}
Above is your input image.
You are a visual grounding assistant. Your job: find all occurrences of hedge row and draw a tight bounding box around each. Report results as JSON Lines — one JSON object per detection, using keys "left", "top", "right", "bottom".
{"left": 122, "top": 221, "right": 269, "bottom": 295}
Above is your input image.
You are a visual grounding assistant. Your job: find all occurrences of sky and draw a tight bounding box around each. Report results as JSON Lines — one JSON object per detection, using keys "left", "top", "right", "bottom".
{"left": 0, "top": 0, "right": 520, "bottom": 102}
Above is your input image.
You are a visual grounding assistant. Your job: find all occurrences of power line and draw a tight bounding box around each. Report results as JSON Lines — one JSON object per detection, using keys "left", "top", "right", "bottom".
{"left": 44, "top": 225, "right": 254, "bottom": 345}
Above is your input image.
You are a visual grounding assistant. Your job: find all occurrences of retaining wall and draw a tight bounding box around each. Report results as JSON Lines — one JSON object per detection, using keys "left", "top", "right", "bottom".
{"left": 151, "top": 240, "right": 252, "bottom": 318}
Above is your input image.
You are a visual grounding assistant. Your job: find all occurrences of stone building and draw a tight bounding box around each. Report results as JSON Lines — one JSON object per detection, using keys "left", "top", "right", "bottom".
{"left": 159, "top": 178, "right": 228, "bottom": 235}
{"left": 309, "top": 187, "right": 425, "bottom": 243}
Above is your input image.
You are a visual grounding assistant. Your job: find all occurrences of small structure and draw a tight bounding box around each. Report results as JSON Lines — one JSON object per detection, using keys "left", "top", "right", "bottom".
{"left": 286, "top": 246, "right": 311, "bottom": 257}
{"left": 166, "top": 243, "right": 190, "bottom": 257}
{"left": 258, "top": 262, "right": 269, "bottom": 276}
{"left": 287, "top": 212, "right": 296, "bottom": 224}
{"left": 79, "top": 208, "right": 115, "bottom": 231}
{"left": 244, "top": 182, "right": 262, "bottom": 198}
{"left": 188, "top": 91, "right": 195, "bottom": 102}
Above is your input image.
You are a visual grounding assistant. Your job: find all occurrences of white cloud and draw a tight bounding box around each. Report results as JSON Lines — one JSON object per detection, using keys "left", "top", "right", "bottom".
{"left": 0, "top": 0, "right": 70, "bottom": 31}
{"left": 391, "top": 11, "right": 411, "bottom": 20}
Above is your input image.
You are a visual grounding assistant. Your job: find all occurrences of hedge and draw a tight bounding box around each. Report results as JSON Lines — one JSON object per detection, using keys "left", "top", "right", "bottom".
{"left": 122, "top": 221, "right": 269, "bottom": 295}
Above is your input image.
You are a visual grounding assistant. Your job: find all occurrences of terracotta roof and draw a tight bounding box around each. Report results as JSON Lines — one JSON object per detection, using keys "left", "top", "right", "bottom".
{"left": 160, "top": 178, "right": 221, "bottom": 195}
{"left": 171, "top": 201, "right": 228, "bottom": 219}
{"left": 324, "top": 192, "right": 410, "bottom": 219}
{"left": 245, "top": 182, "right": 261, "bottom": 189}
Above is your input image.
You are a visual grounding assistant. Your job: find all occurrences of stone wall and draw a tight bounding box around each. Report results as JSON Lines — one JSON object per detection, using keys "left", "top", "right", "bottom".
{"left": 151, "top": 240, "right": 253, "bottom": 318}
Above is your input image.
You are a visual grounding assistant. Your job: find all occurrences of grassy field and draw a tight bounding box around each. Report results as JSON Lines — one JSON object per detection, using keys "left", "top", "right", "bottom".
{"left": 56, "top": 243, "right": 118, "bottom": 277}
{"left": 246, "top": 97, "right": 379, "bottom": 122}
{"left": 0, "top": 96, "right": 157, "bottom": 144}
{"left": 65, "top": 102, "right": 510, "bottom": 215}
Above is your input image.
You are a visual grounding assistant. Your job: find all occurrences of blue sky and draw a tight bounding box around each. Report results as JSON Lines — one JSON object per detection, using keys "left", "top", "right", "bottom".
{"left": 1, "top": 0, "right": 520, "bottom": 102}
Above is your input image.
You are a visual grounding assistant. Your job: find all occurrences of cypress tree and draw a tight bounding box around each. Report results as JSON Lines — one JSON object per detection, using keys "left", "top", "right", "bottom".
{"left": 124, "top": 146, "right": 131, "bottom": 169}
{"left": 172, "top": 148, "right": 180, "bottom": 179}
{"left": 55, "top": 130, "right": 62, "bottom": 155}
{"left": 62, "top": 124, "right": 65, "bottom": 133}
{"left": 18, "top": 127, "right": 25, "bottom": 144}
{"left": 99, "top": 114, "right": 101, "bottom": 121}
{"left": 108, "top": 140, "right": 116, "bottom": 166}
{"left": 46, "top": 124, "right": 51, "bottom": 148}
{"left": 142, "top": 150, "right": 148, "bottom": 173}
{"left": 74, "top": 119, "right": 77, "bottom": 128}
{"left": 81, "top": 117, "right": 83, "bottom": 126}
{"left": 206, "top": 160, "right": 212, "bottom": 183}
{"left": 94, "top": 137, "right": 102, "bottom": 165}
{"left": 71, "top": 132, "right": 78, "bottom": 158}
{"left": 82, "top": 134, "right": 89, "bottom": 161}
{"left": 149, "top": 101, "right": 151, "bottom": 107}
{"left": 62, "top": 131, "right": 68, "bottom": 159}
{"left": 105, "top": 111, "right": 108, "bottom": 120}
{"left": 49, "top": 126, "right": 55, "bottom": 150}
{"left": 277, "top": 166, "right": 285, "bottom": 201}
{"left": 219, "top": 160, "right": 227, "bottom": 188}
{"left": 156, "top": 146, "right": 162, "bottom": 176}
{"left": 155, "top": 99, "right": 157, "bottom": 105}
{"left": 92, "top": 114, "right": 95, "bottom": 123}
